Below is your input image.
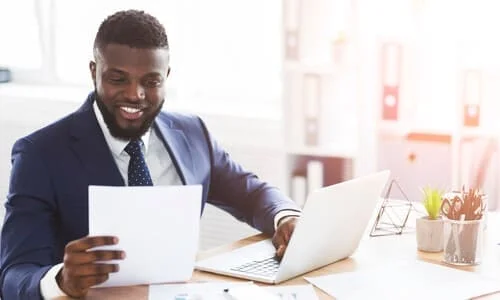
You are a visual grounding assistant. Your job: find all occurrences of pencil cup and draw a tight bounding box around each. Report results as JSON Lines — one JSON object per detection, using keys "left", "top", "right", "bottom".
{"left": 443, "top": 218, "right": 484, "bottom": 266}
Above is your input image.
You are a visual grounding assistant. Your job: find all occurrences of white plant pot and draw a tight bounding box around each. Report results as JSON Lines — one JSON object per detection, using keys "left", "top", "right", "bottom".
{"left": 416, "top": 217, "right": 444, "bottom": 252}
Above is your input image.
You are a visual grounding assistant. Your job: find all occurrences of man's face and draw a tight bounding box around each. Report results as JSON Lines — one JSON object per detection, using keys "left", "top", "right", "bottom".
{"left": 90, "top": 44, "right": 170, "bottom": 140}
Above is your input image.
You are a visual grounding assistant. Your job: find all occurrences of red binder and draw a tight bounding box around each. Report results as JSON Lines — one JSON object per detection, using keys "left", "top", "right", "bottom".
{"left": 381, "top": 43, "right": 402, "bottom": 121}
{"left": 462, "top": 70, "right": 481, "bottom": 127}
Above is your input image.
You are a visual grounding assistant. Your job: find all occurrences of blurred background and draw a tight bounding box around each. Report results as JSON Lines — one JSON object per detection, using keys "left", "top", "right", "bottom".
{"left": 1, "top": 0, "right": 499, "bottom": 249}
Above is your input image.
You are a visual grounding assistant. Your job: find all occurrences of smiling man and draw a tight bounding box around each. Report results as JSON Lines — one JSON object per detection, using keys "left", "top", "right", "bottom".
{"left": 93, "top": 43, "right": 168, "bottom": 140}
{"left": 0, "top": 10, "right": 301, "bottom": 299}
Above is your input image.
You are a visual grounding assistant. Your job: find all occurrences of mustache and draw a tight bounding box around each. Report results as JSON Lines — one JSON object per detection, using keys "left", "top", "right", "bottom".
{"left": 93, "top": 91, "right": 150, "bottom": 110}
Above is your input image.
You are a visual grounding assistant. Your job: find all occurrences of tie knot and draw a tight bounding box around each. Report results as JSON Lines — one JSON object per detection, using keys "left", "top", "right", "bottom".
{"left": 124, "top": 139, "right": 144, "bottom": 157}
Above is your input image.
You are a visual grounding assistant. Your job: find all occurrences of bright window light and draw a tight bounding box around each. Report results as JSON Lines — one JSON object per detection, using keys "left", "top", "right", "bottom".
{"left": 53, "top": 0, "right": 282, "bottom": 115}
{"left": 0, "top": 0, "right": 42, "bottom": 69}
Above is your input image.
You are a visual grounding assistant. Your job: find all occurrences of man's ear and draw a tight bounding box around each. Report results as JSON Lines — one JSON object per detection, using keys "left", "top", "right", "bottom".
{"left": 89, "top": 61, "right": 96, "bottom": 84}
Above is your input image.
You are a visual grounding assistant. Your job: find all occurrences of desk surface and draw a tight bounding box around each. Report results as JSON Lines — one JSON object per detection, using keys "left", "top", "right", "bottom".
{"left": 76, "top": 213, "right": 500, "bottom": 300}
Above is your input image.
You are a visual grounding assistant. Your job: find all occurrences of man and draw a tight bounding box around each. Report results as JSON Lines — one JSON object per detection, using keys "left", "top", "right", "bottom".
{"left": 0, "top": 9, "right": 301, "bottom": 299}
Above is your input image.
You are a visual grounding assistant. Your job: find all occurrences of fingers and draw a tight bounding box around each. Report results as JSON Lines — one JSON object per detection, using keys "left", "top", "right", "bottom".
{"left": 274, "top": 225, "right": 292, "bottom": 257}
{"left": 65, "top": 263, "right": 120, "bottom": 277}
{"left": 272, "top": 216, "right": 299, "bottom": 260}
{"left": 282, "top": 227, "right": 291, "bottom": 243}
{"left": 65, "top": 236, "right": 119, "bottom": 253}
{"left": 59, "top": 261, "right": 121, "bottom": 296}
{"left": 272, "top": 223, "right": 293, "bottom": 248}
{"left": 77, "top": 274, "right": 110, "bottom": 291}
{"left": 272, "top": 229, "right": 289, "bottom": 261}
{"left": 272, "top": 234, "right": 283, "bottom": 249}
{"left": 58, "top": 236, "right": 124, "bottom": 297}
{"left": 275, "top": 245, "right": 286, "bottom": 261}
{"left": 66, "top": 250, "right": 126, "bottom": 265}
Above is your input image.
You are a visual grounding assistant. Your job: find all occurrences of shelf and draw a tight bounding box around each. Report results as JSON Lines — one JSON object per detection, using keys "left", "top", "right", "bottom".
{"left": 460, "top": 128, "right": 500, "bottom": 139}
{"left": 286, "top": 145, "right": 356, "bottom": 158}
{"left": 378, "top": 122, "right": 500, "bottom": 141}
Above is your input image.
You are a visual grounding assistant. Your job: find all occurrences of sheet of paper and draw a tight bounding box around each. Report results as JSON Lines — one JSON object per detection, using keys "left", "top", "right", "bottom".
{"left": 148, "top": 282, "right": 252, "bottom": 300}
{"left": 149, "top": 283, "right": 318, "bottom": 300}
{"left": 305, "top": 260, "right": 500, "bottom": 300}
{"left": 263, "top": 284, "right": 319, "bottom": 300}
{"left": 88, "top": 185, "right": 202, "bottom": 288}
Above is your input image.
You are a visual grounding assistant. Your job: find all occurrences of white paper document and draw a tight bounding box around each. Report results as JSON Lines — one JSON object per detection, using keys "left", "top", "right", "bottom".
{"left": 148, "top": 282, "right": 318, "bottom": 300}
{"left": 149, "top": 282, "right": 252, "bottom": 300}
{"left": 305, "top": 260, "right": 500, "bottom": 300}
{"left": 88, "top": 185, "right": 202, "bottom": 288}
{"left": 263, "top": 284, "right": 319, "bottom": 300}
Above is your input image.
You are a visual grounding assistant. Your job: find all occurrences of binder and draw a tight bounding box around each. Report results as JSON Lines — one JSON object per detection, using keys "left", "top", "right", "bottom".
{"left": 330, "top": 0, "right": 349, "bottom": 65}
{"left": 462, "top": 70, "right": 481, "bottom": 127}
{"left": 381, "top": 43, "right": 402, "bottom": 121}
{"left": 302, "top": 74, "right": 321, "bottom": 146}
{"left": 283, "top": 0, "right": 301, "bottom": 60}
{"left": 306, "top": 160, "right": 324, "bottom": 194}
{"left": 291, "top": 175, "right": 307, "bottom": 208}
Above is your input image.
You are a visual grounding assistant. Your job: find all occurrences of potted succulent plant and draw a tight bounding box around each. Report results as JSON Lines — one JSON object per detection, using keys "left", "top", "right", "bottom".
{"left": 416, "top": 187, "right": 444, "bottom": 252}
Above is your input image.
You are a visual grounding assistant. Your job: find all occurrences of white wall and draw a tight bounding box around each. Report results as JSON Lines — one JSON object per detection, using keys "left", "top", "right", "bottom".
{"left": 0, "top": 84, "right": 287, "bottom": 250}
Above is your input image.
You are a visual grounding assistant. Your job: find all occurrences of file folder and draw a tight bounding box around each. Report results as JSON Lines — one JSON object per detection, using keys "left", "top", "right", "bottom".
{"left": 291, "top": 175, "right": 307, "bottom": 208}
{"left": 462, "top": 70, "right": 481, "bottom": 127}
{"left": 306, "top": 160, "right": 324, "bottom": 193}
{"left": 284, "top": 0, "right": 301, "bottom": 60}
{"left": 302, "top": 74, "right": 321, "bottom": 146}
{"left": 381, "top": 43, "right": 402, "bottom": 121}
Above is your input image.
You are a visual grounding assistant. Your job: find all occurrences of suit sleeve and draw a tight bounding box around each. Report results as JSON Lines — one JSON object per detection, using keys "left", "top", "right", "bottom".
{"left": 198, "top": 118, "right": 300, "bottom": 236}
{"left": 0, "top": 138, "right": 59, "bottom": 300}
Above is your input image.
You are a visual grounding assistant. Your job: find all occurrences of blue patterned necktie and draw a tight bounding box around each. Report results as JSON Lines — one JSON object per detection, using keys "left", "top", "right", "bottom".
{"left": 124, "top": 139, "right": 153, "bottom": 186}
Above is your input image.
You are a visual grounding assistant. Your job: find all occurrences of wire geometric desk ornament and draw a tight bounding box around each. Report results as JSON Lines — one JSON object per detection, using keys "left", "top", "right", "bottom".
{"left": 369, "top": 178, "right": 413, "bottom": 237}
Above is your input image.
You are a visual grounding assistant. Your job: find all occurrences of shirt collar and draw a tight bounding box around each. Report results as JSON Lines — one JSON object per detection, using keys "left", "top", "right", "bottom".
{"left": 93, "top": 101, "right": 151, "bottom": 156}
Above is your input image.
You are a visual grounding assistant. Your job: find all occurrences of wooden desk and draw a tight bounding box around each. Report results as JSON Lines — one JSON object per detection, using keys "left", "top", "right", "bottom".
{"left": 76, "top": 213, "right": 500, "bottom": 299}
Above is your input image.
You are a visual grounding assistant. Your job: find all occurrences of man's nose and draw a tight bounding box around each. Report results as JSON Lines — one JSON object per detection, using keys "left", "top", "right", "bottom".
{"left": 125, "top": 83, "right": 146, "bottom": 102}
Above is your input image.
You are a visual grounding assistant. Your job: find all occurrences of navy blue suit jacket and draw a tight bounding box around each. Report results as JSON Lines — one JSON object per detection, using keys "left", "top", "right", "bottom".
{"left": 0, "top": 93, "right": 298, "bottom": 299}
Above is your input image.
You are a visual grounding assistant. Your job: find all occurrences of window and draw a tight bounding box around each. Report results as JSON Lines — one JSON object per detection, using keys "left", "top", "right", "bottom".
{"left": 0, "top": 0, "right": 42, "bottom": 69}
{"left": 2, "top": 0, "right": 282, "bottom": 117}
{"left": 53, "top": 0, "right": 282, "bottom": 115}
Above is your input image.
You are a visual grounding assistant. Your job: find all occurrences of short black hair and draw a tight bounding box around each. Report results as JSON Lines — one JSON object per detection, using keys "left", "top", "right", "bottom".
{"left": 93, "top": 9, "right": 169, "bottom": 52}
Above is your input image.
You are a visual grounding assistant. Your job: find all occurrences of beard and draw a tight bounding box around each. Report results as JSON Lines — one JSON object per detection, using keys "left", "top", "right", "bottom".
{"left": 95, "top": 92, "right": 164, "bottom": 141}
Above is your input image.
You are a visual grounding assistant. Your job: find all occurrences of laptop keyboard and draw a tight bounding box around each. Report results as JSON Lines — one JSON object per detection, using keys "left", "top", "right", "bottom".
{"left": 230, "top": 256, "right": 280, "bottom": 277}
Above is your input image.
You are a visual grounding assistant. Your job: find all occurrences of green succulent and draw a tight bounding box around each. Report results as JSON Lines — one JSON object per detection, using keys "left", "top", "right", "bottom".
{"left": 422, "top": 187, "right": 443, "bottom": 219}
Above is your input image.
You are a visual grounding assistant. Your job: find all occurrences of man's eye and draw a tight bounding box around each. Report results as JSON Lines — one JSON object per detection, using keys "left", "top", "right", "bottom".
{"left": 146, "top": 79, "right": 161, "bottom": 87}
{"left": 109, "top": 78, "right": 125, "bottom": 83}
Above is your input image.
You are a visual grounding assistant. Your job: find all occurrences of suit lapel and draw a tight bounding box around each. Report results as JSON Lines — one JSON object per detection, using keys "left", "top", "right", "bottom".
{"left": 68, "top": 93, "right": 194, "bottom": 187}
{"left": 154, "top": 118, "right": 195, "bottom": 185}
{"left": 69, "top": 95, "right": 124, "bottom": 186}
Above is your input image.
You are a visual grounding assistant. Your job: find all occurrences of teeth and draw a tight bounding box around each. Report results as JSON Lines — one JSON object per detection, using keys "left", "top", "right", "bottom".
{"left": 120, "top": 107, "right": 141, "bottom": 113}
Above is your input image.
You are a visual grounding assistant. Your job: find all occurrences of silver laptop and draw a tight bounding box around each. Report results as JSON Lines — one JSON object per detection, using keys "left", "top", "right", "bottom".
{"left": 195, "top": 170, "right": 391, "bottom": 284}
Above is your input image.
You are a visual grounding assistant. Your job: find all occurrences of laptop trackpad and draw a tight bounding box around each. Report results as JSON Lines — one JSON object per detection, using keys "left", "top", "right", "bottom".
{"left": 197, "top": 239, "right": 277, "bottom": 270}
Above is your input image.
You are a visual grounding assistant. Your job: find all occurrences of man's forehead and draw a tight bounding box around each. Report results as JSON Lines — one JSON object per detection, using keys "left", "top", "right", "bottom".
{"left": 94, "top": 44, "right": 169, "bottom": 70}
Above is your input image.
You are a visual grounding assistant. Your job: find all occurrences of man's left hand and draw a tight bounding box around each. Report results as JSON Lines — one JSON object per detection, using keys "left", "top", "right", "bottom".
{"left": 272, "top": 216, "right": 299, "bottom": 260}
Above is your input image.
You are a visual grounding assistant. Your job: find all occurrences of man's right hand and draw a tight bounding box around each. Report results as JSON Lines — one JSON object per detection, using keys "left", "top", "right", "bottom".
{"left": 56, "top": 236, "right": 126, "bottom": 298}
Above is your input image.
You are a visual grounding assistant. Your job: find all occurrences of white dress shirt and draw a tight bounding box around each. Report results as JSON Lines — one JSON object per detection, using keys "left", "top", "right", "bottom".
{"left": 40, "top": 102, "right": 300, "bottom": 299}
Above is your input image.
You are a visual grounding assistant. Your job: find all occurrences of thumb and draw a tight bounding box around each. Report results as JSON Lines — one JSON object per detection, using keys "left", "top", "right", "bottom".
{"left": 275, "top": 245, "right": 286, "bottom": 260}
